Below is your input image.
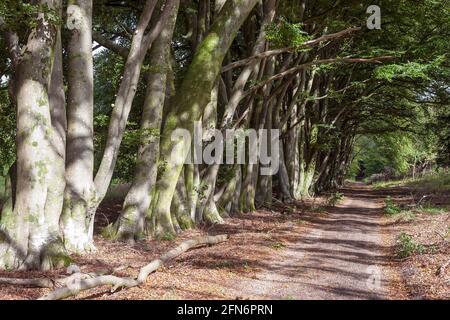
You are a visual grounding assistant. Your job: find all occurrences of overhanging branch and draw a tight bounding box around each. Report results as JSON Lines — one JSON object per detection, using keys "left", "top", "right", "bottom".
{"left": 221, "top": 26, "right": 361, "bottom": 72}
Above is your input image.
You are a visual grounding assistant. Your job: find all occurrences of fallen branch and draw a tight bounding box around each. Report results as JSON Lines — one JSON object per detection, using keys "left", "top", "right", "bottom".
{"left": 0, "top": 264, "right": 130, "bottom": 289}
{"left": 0, "top": 277, "right": 53, "bottom": 288}
{"left": 38, "top": 234, "right": 228, "bottom": 300}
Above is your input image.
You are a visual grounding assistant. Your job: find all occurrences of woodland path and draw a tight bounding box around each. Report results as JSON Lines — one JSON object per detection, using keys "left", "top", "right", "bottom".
{"left": 237, "top": 183, "right": 393, "bottom": 300}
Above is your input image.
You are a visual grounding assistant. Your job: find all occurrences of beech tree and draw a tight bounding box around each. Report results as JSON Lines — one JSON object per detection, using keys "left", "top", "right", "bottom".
{"left": 0, "top": 0, "right": 66, "bottom": 270}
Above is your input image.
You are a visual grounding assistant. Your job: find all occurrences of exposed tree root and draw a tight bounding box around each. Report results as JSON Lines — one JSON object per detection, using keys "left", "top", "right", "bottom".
{"left": 32, "top": 235, "right": 228, "bottom": 300}
{"left": 0, "top": 277, "right": 53, "bottom": 288}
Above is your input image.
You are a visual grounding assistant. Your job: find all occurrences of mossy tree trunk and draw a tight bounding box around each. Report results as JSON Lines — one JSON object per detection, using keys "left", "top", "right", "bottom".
{"left": 150, "top": 0, "right": 259, "bottom": 238}
{"left": 0, "top": 0, "right": 69, "bottom": 270}
{"left": 197, "top": 0, "right": 276, "bottom": 219}
{"left": 195, "top": 82, "right": 224, "bottom": 225}
{"left": 256, "top": 97, "right": 275, "bottom": 207}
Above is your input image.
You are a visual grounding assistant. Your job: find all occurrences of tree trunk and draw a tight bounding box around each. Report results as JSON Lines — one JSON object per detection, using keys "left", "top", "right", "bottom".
{"left": 195, "top": 82, "right": 224, "bottom": 225}
{"left": 170, "top": 169, "right": 194, "bottom": 232}
{"left": 93, "top": 0, "right": 175, "bottom": 224}
{"left": 0, "top": 0, "right": 68, "bottom": 270}
{"left": 62, "top": 0, "right": 96, "bottom": 254}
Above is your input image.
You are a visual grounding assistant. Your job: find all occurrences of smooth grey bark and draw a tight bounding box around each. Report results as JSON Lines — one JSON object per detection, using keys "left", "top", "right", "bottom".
{"left": 63, "top": 0, "right": 176, "bottom": 253}
{"left": 255, "top": 96, "right": 274, "bottom": 207}
{"left": 184, "top": 162, "right": 200, "bottom": 222}
{"left": 273, "top": 85, "right": 293, "bottom": 200}
{"left": 185, "top": 0, "right": 219, "bottom": 226}
{"left": 2, "top": 30, "right": 20, "bottom": 102}
{"left": 286, "top": 83, "right": 302, "bottom": 198}
{"left": 230, "top": 165, "right": 242, "bottom": 214}
{"left": 287, "top": 70, "right": 316, "bottom": 199}
{"left": 44, "top": 3, "right": 68, "bottom": 269}
{"left": 277, "top": 139, "right": 293, "bottom": 199}
{"left": 217, "top": 164, "right": 241, "bottom": 215}
{"left": 114, "top": 0, "right": 180, "bottom": 242}
{"left": 221, "top": 0, "right": 276, "bottom": 129}
{"left": 171, "top": 168, "right": 194, "bottom": 232}
{"left": 0, "top": 0, "right": 67, "bottom": 270}
{"left": 62, "top": 0, "right": 96, "bottom": 253}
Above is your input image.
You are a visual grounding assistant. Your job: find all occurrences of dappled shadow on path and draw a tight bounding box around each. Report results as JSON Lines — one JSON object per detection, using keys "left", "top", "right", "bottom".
{"left": 84, "top": 183, "right": 395, "bottom": 300}
{"left": 186, "top": 183, "right": 396, "bottom": 300}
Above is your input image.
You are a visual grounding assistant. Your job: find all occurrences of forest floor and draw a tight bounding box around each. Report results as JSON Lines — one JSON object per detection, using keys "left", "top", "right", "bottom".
{"left": 0, "top": 183, "right": 449, "bottom": 300}
{"left": 235, "top": 183, "right": 396, "bottom": 299}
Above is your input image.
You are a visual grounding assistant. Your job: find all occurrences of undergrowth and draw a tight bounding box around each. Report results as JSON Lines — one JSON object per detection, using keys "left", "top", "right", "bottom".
{"left": 396, "top": 233, "right": 425, "bottom": 258}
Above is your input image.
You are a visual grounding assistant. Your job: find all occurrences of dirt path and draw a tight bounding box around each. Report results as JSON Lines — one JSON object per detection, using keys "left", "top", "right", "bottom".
{"left": 236, "top": 183, "right": 393, "bottom": 300}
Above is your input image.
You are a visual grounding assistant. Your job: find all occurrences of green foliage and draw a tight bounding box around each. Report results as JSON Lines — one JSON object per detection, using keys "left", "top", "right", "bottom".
{"left": 409, "top": 172, "right": 450, "bottom": 194}
{"left": 0, "top": 1, "right": 61, "bottom": 28}
{"left": 327, "top": 192, "right": 344, "bottom": 207}
{"left": 160, "top": 232, "right": 176, "bottom": 241}
{"left": 374, "top": 62, "right": 430, "bottom": 82}
{"left": 92, "top": 48, "right": 149, "bottom": 184}
{"left": 0, "top": 91, "right": 15, "bottom": 175}
{"left": 374, "top": 56, "right": 445, "bottom": 83}
{"left": 384, "top": 196, "right": 402, "bottom": 215}
{"left": 375, "top": 171, "right": 450, "bottom": 194}
{"left": 436, "top": 104, "right": 450, "bottom": 166}
{"left": 123, "top": 127, "right": 160, "bottom": 146}
{"left": 217, "top": 165, "right": 236, "bottom": 187}
{"left": 394, "top": 210, "right": 417, "bottom": 223}
{"left": 271, "top": 241, "right": 286, "bottom": 250}
{"left": 420, "top": 206, "right": 446, "bottom": 215}
{"left": 100, "top": 223, "right": 116, "bottom": 240}
{"left": 350, "top": 130, "right": 437, "bottom": 180}
{"left": 265, "top": 17, "right": 311, "bottom": 48}
{"left": 380, "top": 190, "right": 447, "bottom": 221}
{"left": 396, "top": 233, "right": 425, "bottom": 258}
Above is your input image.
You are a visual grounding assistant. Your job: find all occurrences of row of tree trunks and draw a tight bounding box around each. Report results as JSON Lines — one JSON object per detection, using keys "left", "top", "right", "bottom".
{"left": 0, "top": 0, "right": 384, "bottom": 271}
{"left": 149, "top": 0, "right": 260, "bottom": 238}
{"left": 114, "top": 0, "right": 181, "bottom": 243}
{"left": 0, "top": 0, "right": 180, "bottom": 268}
{"left": 62, "top": 0, "right": 177, "bottom": 253}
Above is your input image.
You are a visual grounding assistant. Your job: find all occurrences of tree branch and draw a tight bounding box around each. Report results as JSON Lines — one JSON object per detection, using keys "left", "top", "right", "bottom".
{"left": 244, "top": 56, "right": 394, "bottom": 97}
{"left": 221, "top": 26, "right": 361, "bottom": 72}
{"left": 92, "top": 32, "right": 129, "bottom": 58}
